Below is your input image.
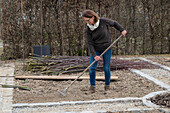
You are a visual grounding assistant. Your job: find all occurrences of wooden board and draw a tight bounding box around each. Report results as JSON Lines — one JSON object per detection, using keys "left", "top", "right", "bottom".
{"left": 15, "top": 76, "right": 118, "bottom": 81}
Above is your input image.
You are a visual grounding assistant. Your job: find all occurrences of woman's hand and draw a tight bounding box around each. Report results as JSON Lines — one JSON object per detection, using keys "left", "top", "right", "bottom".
{"left": 94, "top": 56, "right": 102, "bottom": 61}
{"left": 122, "top": 30, "right": 127, "bottom": 37}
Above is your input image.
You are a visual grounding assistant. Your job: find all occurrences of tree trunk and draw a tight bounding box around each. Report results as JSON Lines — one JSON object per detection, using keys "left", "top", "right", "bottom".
{"left": 115, "top": 0, "right": 120, "bottom": 55}
{"left": 40, "top": 0, "right": 43, "bottom": 56}
{"left": 169, "top": 36, "right": 170, "bottom": 54}
{"left": 66, "top": 1, "right": 71, "bottom": 56}
{"left": 76, "top": 0, "right": 81, "bottom": 56}
{"left": 142, "top": 0, "right": 146, "bottom": 54}
{"left": 125, "top": 0, "right": 131, "bottom": 55}
{"left": 58, "top": 0, "right": 64, "bottom": 55}
{"left": 160, "top": 0, "right": 164, "bottom": 54}
{"left": 0, "top": 1, "right": 1, "bottom": 40}
{"left": 21, "top": 0, "right": 24, "bottom": 59}
{"left": 132, "top": 0, "right": 136, "bottom": 54}
{"left": 86, "top": 0, "right": 89, "bottom": 9}
{"left": 85, "top": 0, "right": 89, "bottom": 56}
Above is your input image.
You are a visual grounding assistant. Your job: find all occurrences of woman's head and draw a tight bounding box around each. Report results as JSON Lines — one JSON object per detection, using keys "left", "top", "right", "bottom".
{"left": 82, "top": 9, "right": 99, "bottom": 25}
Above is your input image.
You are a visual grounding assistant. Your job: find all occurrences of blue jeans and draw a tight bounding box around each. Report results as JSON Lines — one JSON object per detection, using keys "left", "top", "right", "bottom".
{"left": 89, "top": 49, "right": 112, "bottom": 87}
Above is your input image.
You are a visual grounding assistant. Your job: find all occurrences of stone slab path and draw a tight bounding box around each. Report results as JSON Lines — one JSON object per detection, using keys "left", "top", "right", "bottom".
{"left": 0, "top": 64, "right": 15, "bottom": 113}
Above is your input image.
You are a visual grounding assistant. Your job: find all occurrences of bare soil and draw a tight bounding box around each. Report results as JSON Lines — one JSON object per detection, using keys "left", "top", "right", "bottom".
{"left": 13, "top": 70, "right": 164, "bottom": 103}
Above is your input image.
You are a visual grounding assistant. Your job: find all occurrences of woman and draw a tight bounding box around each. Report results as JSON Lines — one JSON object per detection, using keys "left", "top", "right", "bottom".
{"left": 82, "top": 9, "right": 127, "bottom": 93}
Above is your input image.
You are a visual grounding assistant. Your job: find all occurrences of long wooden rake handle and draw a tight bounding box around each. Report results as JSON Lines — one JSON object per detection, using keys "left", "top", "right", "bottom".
{"left": 58, "top": 34, "right": 123, "bottom": 96}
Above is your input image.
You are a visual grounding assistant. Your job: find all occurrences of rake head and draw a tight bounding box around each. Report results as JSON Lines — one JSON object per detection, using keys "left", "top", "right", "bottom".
{"left": 57, "top": 90, "right": 66, "bottom": 97}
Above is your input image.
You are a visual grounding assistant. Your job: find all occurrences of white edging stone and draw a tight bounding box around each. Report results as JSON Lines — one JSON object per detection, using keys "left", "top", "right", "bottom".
{"left": 130, "top": 69, "right": 170, "bottom": 90}
{"left": 13, "top": 97, "right": 142, "bottom": 108}
{"left": 0, "top": 63, "right": 15, "bottom": 113}
{"left": 126, "top": 108, "right": 155, "bottom": 112}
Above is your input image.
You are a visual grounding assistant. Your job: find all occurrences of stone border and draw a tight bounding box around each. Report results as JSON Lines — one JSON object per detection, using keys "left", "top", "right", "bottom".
{"left": 13, "top": 97, "right": 142, "bottom": 108}
{"left": 125, "top": 108, "right": 158, "bottom": 112}
{"left": 13, "top": 97, "right": 159, "bottom": 113}
{"left": 0, "top": 63, "right": 15, "bottom": 113}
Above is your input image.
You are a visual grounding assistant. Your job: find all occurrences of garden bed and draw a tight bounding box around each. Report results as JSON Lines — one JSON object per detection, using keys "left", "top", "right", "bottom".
{"left": 13, "top": 70, "right": 164, "bottom": 103}
{"left": 13, "top": 55, "right": 169, "bottom": 104}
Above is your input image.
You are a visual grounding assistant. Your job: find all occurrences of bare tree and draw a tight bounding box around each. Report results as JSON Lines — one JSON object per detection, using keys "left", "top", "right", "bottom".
{"left": 1, "top": 0, "right": 169, "bottom": 59}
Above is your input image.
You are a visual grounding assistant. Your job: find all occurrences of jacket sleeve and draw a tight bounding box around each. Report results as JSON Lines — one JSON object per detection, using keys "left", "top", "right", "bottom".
{"left": 103, "top": 17, "right": 125, "bottom": 32}
{"left": 86, "top": 28, "right": 96, "bottom": 58}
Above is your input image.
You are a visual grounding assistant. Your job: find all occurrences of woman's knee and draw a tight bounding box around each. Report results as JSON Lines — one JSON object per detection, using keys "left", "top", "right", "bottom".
{"left": 103, "top": 66, "right": 110, "bottom": 72}
{"left": 89, "top": 67, "right": 96, "bottom": 72}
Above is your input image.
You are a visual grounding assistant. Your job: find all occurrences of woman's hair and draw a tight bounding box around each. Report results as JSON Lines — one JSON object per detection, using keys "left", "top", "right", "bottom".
{"left": 82, "top": 9, "right": 99, "bottom": 23}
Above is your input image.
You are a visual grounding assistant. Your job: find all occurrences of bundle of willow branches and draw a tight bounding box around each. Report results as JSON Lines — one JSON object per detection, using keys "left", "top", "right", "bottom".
{"left": 24, "top": 56, "right": 160, "bottom": 75}
{"left": 25, "top": 56, "right": 91, "bottom": 75}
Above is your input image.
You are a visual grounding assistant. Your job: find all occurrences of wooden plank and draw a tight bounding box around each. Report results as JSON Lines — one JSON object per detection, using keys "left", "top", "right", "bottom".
{"left": 15, "top": 76, "right": 118, "bottom": 81}
{"left": 0, "top": 76, "right": 15, "bottom": 77}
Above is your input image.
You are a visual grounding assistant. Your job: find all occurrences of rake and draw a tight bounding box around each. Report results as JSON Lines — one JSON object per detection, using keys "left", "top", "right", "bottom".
{"left": 58, "top": 34, "right": 123, "bottom": 96}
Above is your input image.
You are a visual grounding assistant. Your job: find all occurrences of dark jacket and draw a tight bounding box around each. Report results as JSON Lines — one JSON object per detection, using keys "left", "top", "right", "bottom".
{"left": 86, "top": 17, "right": 124, "bottom": 57}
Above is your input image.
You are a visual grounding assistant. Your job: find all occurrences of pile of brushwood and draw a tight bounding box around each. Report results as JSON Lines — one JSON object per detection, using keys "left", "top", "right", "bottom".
{"left": 25, "top": 56, "right": 90, "bottom": 75}
{"left": 24, "top": 56, "right": 160, "bottom": 75}
{"left": 150, "top": 93, "right": 170, "bottom": 107}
